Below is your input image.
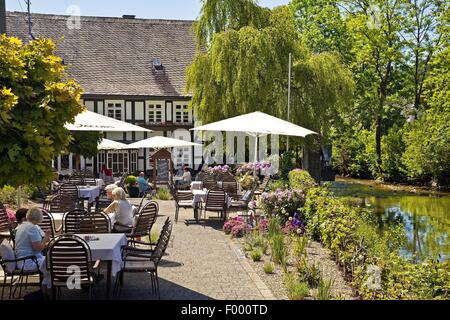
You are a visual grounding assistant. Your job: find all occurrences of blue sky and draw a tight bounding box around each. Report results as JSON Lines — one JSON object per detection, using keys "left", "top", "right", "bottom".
{"left": 6, "top": 0, "right": 291, "bottom": 20}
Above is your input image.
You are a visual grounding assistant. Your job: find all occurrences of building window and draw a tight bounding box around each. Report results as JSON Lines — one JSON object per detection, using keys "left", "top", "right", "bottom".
{"left": 130, "top": 151, "right": 138, "bottom": 173}
{"left": 148, "top": 104, "right": 163, "bottom": 123}
{"left": 105, "top": 151, "right": 129, "bottom": 174}
{"left": 107, "top": 103, "right": 123, "bottom": 120}
{"left": 175, "top": 105, "right": 189, "bottom": 123}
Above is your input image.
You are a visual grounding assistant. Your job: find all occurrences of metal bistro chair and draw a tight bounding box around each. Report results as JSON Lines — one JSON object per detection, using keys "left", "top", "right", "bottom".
{"left": 47, "top": 194, "right": 78, "bottom": 216}
{"left": 38, "top": 209, "right": 56, "bottom": 239}
{"left": 46, "top": 235, "right": 100, "bottom": 300}
{"left": 126, "top": 201, "right": 159, "bottom": 245}
{"left": 221, "top": 181, "right": 239, "bottom": 200}
{"left": 78, "top": 212, "right": 111, "bottom": 234}
{"left": 69, "top": 175, "right": 85, "bottom": 186}
{"left": 0, "top": 242, "right": 41, "bottom": 300}
{"left": 61, "top": 209, "right": 88, "bottom": 234}
{"left": 203, "top": 188, "right": 227, "bottom": 222}
{"left": 0, "top": 204, "right": 12, "bottom": 242}
{"left": 58, "top": 183, "right": 82, "bottom": 207}
{"left": 202, "top": 178, "right": 217, "bottom": 191}
{"left": 115, "top": 217, "right": 172, "bottom": 299}
{"left": 173, "top": 190, "right": 194, "bottom": 224}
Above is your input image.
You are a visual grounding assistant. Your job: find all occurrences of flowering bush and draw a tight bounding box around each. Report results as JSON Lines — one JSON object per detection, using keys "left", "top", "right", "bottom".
{"left": 258, "top": 218, "right": 269, "bottom": 233}
{"left": 207, "top": 165, "right": 231, "bottom": 174}
{"left": 260, "top": 188, "right": 305, "bottom": 218}
{"left": 5, "top": 207, "right": 16, "bottom": 222}
{"left": 223, "top": 216, "right": 251, "bottom": 237}
{"left": 236, "top": 162, "right": 271, "bottom": 175}
{"left": 288, "top": 169, "right": 317, "bottom": 191}
{"left": 282, "top": 212, "right": 305, "bottom": 235}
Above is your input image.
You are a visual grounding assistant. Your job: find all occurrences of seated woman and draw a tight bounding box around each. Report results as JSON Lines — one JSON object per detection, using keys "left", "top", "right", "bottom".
{"left": 14, "top": 207, "right": 51, "bottom": 271}
{"left": 177, "top": 167, "right": 192, "bottom": 189}
{"left": 103, "top": 187, "right": 135, "bottom": 233}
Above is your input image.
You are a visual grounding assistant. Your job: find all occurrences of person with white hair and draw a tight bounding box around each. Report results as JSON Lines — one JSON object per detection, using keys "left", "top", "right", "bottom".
{"left": 14, "top": 207, "right": 51, "bottom": 270}
{"left": 103, "top": 187, "right": 135, "bottom": 232}
{"left": 105, "top": 184, "right": 118, "bottom": 200}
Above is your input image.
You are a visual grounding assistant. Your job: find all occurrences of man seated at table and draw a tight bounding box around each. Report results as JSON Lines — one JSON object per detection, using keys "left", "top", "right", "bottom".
{"left": 137, "top": 172, "right": 152, "bottom": 196}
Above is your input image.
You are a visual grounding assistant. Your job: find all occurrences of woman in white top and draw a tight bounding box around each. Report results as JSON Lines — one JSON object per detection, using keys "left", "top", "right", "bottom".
{"left": 104, "top": 187, "right": 135, "bottom": 233}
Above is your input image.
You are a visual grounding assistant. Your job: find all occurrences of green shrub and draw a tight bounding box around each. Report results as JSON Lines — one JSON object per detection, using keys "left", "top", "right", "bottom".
{"left": 293, "top": 236, "right": 308, "bottom": 260}
{"left": 154, "top": 187, "right": 172, "bottom": 200}
{"left": 0, "top": 186, "right": 18, "bottom": 205}
{"left": 250, "top": 250, "right": 263, "bottom": 262}
{"left": 288, "top": 169, "right": 317, "bottom": 191}
{"left": 125, "top": 175, "right": 138, "bottom": 185}
{"left": 263, "top": 262, "right": 274, "bottom": 274}
{"left": 303, "top": 186, "right": 450, "bottom": 300}
{"left": 270, "top": 233, "right": 287, "bottom": 272}
{"left": 284, "top": 274, "right": 309, "bottom": 300}
{"left": 280, "top": 151, "right": 296, "bottom": 180}
{"left": 297, "top": 259, "right": 322, "bottom": 288}
{"left": 317, "top": 278, "right": 334, "bottom": 300}
{"left": 267, "top": 179, "right": 288, "bottom": 192}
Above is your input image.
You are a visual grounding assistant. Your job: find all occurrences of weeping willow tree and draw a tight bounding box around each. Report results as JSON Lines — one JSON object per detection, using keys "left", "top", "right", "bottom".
{"left": 187, "top": 0, "right": 354, "bottom": 133}
{"left": 187, "top": 0, "right": 354, "bottom": 176}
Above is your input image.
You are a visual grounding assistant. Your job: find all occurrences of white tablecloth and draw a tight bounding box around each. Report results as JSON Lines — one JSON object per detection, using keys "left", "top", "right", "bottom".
{"left": 192, "top": 190, "right": 232, "bottom": 208}
{"left": 39, "top": 233, "right": 127, "bottom": 287}
{"left": 96, "top": 179, "right": 104, "bottom": 188}
{"left": 79, "top": 186, "right": 100, "bottom": 203}
{"left": 190, "top": 181, "right": 203, "bottom": 190}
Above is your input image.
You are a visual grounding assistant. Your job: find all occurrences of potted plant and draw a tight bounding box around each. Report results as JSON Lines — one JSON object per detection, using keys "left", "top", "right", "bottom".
{"left": 125, "top": 175, "right": 140, "bottom": 198}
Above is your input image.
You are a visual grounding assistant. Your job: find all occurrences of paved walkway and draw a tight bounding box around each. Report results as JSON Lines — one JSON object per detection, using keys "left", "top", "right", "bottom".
{"left": 2, "top": 200, "right": 275, "bottom": 300}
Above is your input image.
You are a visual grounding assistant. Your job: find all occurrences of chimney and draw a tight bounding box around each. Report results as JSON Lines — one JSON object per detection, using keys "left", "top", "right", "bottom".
{"left": 0, "top": 0, "right": 6, "bottom": 35}
{"left": 122, "top": 15, "right": 136, "bottom": 19}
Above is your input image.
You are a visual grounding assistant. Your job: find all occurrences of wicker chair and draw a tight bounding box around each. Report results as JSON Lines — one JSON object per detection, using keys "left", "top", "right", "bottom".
{"left": 78, "top": 212, "right": 111, "bottom": 233}
{"left": 46, "top": 235, "right": 100, "bottom": 300}
{"left": 203, "top": 188, "right": 227, "bottom": 222}
{"left": 115, "top": 217, "right": 172, "bottom": 299}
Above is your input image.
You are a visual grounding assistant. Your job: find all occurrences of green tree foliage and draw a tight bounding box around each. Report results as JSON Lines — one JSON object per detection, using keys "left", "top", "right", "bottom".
{"left": 0, "top": 36, "right": 84, "bottom": 187}
{"left": 402, "top": 43, "right": 450, "bottom": 186}
{"left": 187, "top": 0, "right": 354, "bottom": 148}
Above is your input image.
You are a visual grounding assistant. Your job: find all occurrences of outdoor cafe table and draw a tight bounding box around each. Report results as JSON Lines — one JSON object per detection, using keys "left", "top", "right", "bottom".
{"left": 40, "top": 233, "right": 127, "bottom": 299}
{"left": 78, "top": 185, "right": 101, "bottom": 204}
{"left": 186, "top": 189, "right": 233, "bottom": 225}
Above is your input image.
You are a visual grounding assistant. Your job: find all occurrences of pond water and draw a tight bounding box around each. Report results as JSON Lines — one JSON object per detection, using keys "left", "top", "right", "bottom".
{"left": 329, "top": 178, "right": 450, "bottom": 262}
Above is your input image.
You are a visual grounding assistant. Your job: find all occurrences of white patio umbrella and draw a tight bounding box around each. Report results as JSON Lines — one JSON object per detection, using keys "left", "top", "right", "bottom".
{"left": 65, "top": 110, "right": 151, "bottom": 132}
{"left": 126, "top": 136, "right": 202, "bottom": 149}
{"left": 98, "top": 138, "right": 128, "bottom": 150}
{"left": 190, "top": 111, "right": 318, "bottom": 176}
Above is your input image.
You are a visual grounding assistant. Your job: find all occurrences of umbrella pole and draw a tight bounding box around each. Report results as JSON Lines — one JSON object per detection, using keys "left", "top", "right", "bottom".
{"left": 253, "top": 135, "right": 258, "bottom": 179}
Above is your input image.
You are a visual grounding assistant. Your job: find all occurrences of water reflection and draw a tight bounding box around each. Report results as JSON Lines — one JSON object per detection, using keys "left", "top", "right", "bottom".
{"left": 330, "top": 181, "right": 450, "bottom": 261}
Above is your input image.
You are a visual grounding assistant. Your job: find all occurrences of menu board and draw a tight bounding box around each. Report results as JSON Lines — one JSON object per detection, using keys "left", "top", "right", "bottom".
{"left": 156, "top": 159, "right": 169, "bottom": 181}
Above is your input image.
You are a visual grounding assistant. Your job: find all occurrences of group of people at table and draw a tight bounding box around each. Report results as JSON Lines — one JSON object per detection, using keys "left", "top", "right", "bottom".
{"left": 5, "top": 183, "right": 137, "bottom": 296}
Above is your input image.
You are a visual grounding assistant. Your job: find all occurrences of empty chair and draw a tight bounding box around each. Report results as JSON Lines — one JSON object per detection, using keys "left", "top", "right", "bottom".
{"left": 69, "top": 176, "right": 85, "bottom": 186}
{"left": 48, "top": 194, "right": 78, "bottom": 215}
{"left": 203, "top": 188, "right": 227, "bottom": 222}
{"left": 173, "top": 190, "right": 194, "bottom": 223}
{"left": 78, "top": 212, "right": 111, "bottom": 233}
{"left": 221, "top": 181, "right": 239, "bottom": 200}
{"left": 61, "top": 209, "right": 88, "bottom": 234}
{"left": 94, "top": 197, "right": 112, "bottom": 213}
{"left": 254, "top": 175, "right": 270, "bottom": 196}
{"left": 115, "top": 217, "right": 172, "bottom": 299}
{"left": 84, "top": 177, "right": 97, "bottom": 187}
{"left": 221, "top": 173, "right": 236, "bottom": 182}
{"left": 46, "top": 235, "right": 100, "bottom": 300}
{"left": 127, "top": 201, "right": 159, "bottom": 243}
{"left": 59, "top": 183, "right": 80, "bottom": 201}
{"left": 38, "top": 209, "right": 56, "bottom": 239}
{"left": 202, "top": 178, "right": 217, "bottom": 190}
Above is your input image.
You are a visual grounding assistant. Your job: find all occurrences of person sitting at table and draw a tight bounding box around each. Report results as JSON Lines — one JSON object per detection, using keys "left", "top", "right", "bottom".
{"left": 137, "top": 172, "right": 152, "bottom": 197}
{"left": 103, "top": 187, "right": 135, "bottom": 233}
{"left": 176, "top": 167, "right": 192, "bottom": 189}
{"left": 105, "top": 184, "right": 117, "bottom": 200}
{"left": 14, "top": 207, "right": 51, "bottom": 271}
